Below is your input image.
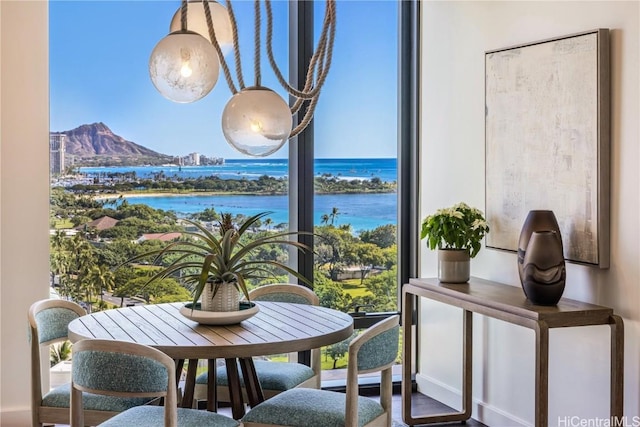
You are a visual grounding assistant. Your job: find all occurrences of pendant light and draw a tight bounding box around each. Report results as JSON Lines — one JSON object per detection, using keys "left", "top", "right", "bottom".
{"left": 169, "top": 1, "right": 233, "bottom": 56}
{"left": 149, "top": 0, "right": 336, "bottom": 157}
{"left": 221, "top": 86, "right": 292, "bottom": 157}
{"left": 149, "top": 2, "right": 220, "bottom": 103}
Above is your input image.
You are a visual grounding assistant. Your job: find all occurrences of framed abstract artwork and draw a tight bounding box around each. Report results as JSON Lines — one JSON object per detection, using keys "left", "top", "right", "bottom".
{"left": 485, "top": 29, "right": 610, "bottom": 267}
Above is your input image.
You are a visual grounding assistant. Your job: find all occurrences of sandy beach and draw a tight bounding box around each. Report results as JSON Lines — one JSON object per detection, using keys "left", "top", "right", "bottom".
{"left": 93, "top": 191, "right": 270, "bottom": 200}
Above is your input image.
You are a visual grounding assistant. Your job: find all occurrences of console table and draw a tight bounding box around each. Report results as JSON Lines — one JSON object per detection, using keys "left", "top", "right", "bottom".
{"left": 402, "top": 277, "right": 624, "bottom": 427}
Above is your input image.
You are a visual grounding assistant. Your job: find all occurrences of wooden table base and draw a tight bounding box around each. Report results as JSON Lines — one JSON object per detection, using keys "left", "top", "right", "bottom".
{"left": 179, "top": 357, "right": 266, "bottom": 419}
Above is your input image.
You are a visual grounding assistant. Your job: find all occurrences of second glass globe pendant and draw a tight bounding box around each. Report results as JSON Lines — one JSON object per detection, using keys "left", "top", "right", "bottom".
{"left": 222, "top": 87, "right": 292, "bottom": 157}
{"left": 149, "top": 0, "right": 336, "bottom": 157}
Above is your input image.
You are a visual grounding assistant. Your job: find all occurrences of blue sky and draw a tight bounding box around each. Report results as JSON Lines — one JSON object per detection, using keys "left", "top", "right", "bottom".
{"left": 49, "top": 1, "right": 398, "bottom": 160}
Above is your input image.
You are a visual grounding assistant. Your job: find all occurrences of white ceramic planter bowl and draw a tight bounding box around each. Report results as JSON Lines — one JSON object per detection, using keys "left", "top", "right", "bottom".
{"left": 180, "top": 301, "right": 259, "bottom": 325}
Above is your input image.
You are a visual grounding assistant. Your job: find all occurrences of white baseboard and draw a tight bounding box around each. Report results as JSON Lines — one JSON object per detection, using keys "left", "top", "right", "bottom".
{"left": 415, "top": 373, "right": 530, "bottom": 427}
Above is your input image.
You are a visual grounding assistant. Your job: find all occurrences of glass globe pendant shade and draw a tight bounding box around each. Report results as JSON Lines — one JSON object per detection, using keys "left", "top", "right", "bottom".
{"left": 221, "top": 87, "right": 292, "bottom": 157}
{"left": 149, "top": 30, "right": 220, "bottom": 103}
{"left": 170, "top": 1, "right": 233, "bottom": 56}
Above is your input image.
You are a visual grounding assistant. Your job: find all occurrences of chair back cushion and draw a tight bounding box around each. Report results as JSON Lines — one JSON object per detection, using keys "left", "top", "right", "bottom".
{"left": 249, "top": 283, "right": 318, "bottom": 305}
{"left": 73, "top": 350, "right": 169, "bottom": 394}
{"left": 252, "top": 292, "right": 311, "bottom": 304}
{"left": 357, "top": 324, "right": 399, "bottom": 371}
{"left": 35, "top": 307, "right": 80, "bottom": 344}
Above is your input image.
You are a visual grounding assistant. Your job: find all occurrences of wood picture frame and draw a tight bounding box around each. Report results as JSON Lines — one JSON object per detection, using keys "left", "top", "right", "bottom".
{"left": 485, "top": 29, "right": 610, "bottom": 267}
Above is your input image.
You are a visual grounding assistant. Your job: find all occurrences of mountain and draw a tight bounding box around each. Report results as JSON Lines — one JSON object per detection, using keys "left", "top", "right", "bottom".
{"left": 52, "top": 122, "right": 175, "bottom": 166}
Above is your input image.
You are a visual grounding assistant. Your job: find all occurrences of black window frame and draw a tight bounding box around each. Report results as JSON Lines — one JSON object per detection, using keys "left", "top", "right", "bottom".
{"left": 287, "top": 0, "right": 420, "bottom": 328}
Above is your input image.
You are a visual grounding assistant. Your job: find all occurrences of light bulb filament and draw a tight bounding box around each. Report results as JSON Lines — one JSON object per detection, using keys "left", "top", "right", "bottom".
{"left": 180, "top": 48, "right": 192, "bottom": 78}
{"left": 250, "top": 120, "right": 263, "bottom": 133}
{"left": 181, "top": 62, "right": 193, "bottom": 77}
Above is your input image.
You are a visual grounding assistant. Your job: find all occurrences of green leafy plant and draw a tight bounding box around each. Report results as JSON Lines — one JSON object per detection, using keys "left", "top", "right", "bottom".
{"left": 420, "top": 202, "right": 490, "bottom": 258}
{"left": 124, "top": 212, "right": 311, "bottom": 309}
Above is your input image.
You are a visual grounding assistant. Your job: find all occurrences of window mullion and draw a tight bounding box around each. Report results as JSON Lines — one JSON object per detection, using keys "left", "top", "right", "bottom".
{"left": 288, "top": 0, "right": 315, "bottom": 369}
{"left": 288, "top": 0, "right": 314, "bottom": 286}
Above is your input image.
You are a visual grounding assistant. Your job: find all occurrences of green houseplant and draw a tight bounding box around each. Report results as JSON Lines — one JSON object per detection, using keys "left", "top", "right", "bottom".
{"left": 125, "top": 212, "right": 311, "bottom": 315}
{"left": 420, "top": 202, "right": 489, "bottom": 283}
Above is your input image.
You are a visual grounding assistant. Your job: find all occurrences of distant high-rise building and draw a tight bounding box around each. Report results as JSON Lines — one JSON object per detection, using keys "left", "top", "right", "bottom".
{"left": 50, "top": 133, "right": 66, "bottom": 174}
{"left": 190, "top": 152, "right": 200, "bottom": 166}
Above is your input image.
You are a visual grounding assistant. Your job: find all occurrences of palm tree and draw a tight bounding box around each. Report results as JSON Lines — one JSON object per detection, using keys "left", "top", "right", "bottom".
{"left": 50, "top": 230, "right": 71, "bottom": 287}
{"left": 329, "top": 207, "right": 340, "bottom": 225}
{"left": 87, "top": 264, "right": 115, "bottom": 305}
{"left": 51, "top": 230, "right": 66, "bottom": 251}
{"left": 50, "top": 341, "right": 73, "bottom": 367}
{"left": 66, "top": 234, "right": 97, "bottom": 308}
{"left": 321, "top": 214, "right": 330, "bottom": 225}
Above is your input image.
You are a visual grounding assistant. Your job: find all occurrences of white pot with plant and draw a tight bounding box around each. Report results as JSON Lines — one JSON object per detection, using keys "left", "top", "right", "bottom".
{"left": 420, "top": 202, "right": 490, "bottom": 283}
{"left": 125, "top": 211, "right": 311, "bottom": 323}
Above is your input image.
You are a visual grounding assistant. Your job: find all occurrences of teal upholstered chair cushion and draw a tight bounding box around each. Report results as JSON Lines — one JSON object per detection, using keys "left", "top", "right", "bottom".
{"left": 71, "top": 339, "right": 240, "bottom": 427}
{"left": 99, "top": 406, "right": 240, "bottom": 427}
{"left": 358, "top": 325, "right": 399, "bottom": 371}
{"left": 35, "top": 307, "right": 80, "bottom": 343}
{"left": 73, "top": 350, "right": 169, "bottom": 394}
{"left": 251, "top": 292, "right": 311, "bottom": 304}
{"left": 197, "top": 360, "right": 315, "bottom": 391}
{"left": 241, "top": 388, "right": 384, "bottom": 427}
{"left": 42, "top": 383, "right": 151, "bottom": 412}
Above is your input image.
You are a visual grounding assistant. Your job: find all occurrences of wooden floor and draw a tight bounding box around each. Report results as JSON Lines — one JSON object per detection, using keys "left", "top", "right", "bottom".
{"left": 391, "top": 391, "right": 486, "bottom": 426}
{"left": 55, "top": 391, "right": 486, "bottom": 427}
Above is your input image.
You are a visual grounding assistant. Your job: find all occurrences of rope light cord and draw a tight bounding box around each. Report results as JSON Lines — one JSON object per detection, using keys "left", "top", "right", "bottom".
{"left": 180, "top": 0, "right": 188, "bottom": 32}
{"left": 226, "top": 0, "right": 246, "bottom": 90}
{"left": 288, "top": 5, "right": 334, "bottom": 116}
{"left": 287, "top": 1, "right": 335, "bottom": 138}
{"left": 254, "top": 0, "right": 261, "bottom": 87}
{"left": 200, "top": 0, "right": 336, "bottom": 139}
{"left": 203, "top": 0, "right": 237, "bottom": 94}
{"left": 265, "top": 0, "right": 336, "bottom": 100}
{"left": 264, "top": 0, "right": 335, "bottom": 137}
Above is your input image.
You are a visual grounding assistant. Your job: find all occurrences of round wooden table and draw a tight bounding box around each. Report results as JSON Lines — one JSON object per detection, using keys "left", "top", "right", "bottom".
{"left": 68, "top": 301, "right": 354, "bottom": 418}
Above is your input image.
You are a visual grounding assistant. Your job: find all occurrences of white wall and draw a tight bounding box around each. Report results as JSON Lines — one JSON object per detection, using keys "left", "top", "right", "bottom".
{"left": 419, "top": 1, "right": 639, "bottom": 425}
{"left": 0, "top": 1, "right": 51, "bottom": 425}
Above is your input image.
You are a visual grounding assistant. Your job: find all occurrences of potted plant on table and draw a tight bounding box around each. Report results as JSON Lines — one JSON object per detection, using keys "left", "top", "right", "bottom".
{"left": 124, "top": 211, "right": 311, "bottom": 324}
{"left": 420, "top": 202, "right": 490, "bottom": 283}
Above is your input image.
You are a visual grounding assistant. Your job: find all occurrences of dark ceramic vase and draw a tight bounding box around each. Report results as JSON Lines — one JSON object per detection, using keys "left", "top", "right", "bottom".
{"left": 521, "top": 231, "right": 566, "bottom": 305}
{"left": 517, "top": 210, "right": 563, "bottom": 284}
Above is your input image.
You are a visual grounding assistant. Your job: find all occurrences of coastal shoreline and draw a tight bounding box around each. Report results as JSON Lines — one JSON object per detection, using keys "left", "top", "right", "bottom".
{"left": 93, "top": 189, "right": 396, "bottom": 201}
{"left": 93, "top": 191, "right": 280, "bottom": 200}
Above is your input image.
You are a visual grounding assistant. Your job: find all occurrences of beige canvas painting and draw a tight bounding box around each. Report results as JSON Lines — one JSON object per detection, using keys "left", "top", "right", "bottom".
{"left": 485, "top": 29, "right": 609, "bottom": 267}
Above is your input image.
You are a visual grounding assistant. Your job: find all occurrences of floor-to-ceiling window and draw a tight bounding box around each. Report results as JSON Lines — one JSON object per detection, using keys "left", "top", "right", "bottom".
{"left": 312, "top": 0, "right": 399, "bottom": 315}
{"left": 50, "top": 0, "right": 418, "bottom": 387}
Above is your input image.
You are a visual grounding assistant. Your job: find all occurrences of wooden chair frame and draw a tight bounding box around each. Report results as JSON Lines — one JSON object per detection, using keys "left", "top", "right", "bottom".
{"left": 70, "top": 339, "right": 178, "bottom": 427}
{"left": 345, "top": 315, "right": 398, "bottom": 427}
{"left": 242, "top": 315, "right": 400, "bottom": 427}
{"left": 28, "top": 299, "right": 120, "bottom": 427}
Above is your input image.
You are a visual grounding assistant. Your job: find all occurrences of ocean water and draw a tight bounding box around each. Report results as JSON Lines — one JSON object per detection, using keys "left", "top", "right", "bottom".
{"left": 121, "top": 193, "right": 397, "bottom": 232}
{"left": 80, "top": 158, "right": 397, "bottom": 183}
{"left": 84, "top": 158, "right": 397, "bottom": 232}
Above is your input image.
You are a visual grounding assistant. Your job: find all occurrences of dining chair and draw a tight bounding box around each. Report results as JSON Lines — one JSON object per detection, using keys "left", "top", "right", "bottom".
{"left": 193, "top": 283, "right": 321, "bottom": 406}
{"left": 240, "top": 314, "right": 400, "bottom": 427}
{"left": 28, "top": 298, "right": 152, "bottom": 427}
{"left": 70, "top": 338, "right": 241, "bottom": 427}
